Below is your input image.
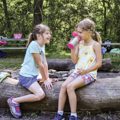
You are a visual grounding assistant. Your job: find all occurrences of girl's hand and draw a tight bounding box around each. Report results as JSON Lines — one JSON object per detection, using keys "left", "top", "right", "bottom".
{"left": 43, "top": 78, "right": 53, "bottom": 90}
{"left": 77, "top": 68, "right": 88, "bottom": 75}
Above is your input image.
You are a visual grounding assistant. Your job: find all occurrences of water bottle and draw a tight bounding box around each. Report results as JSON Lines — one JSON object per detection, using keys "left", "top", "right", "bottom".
{"left": 67, "top": 31, "right": 81, "bottom": 49}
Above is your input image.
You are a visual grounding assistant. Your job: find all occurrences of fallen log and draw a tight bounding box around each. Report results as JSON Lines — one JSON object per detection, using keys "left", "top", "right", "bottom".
{"left": 47, "top": 58, "right": 112, "bottom": 71}
{"left": 0, "top": 72, "right": 120, "bottom": 112}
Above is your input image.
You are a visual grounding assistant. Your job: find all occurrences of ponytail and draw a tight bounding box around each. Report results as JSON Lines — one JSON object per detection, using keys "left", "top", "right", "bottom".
{"left": 26, "top": 33, "right": 37, "bottom": 47}
{"left": 93, "top": 31, "right": 102, "bottom": 44}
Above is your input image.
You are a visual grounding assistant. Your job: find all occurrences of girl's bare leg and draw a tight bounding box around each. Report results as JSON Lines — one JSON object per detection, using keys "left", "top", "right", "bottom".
{"left": 13, "top": 82, "right": 45, "bottom": 103}
{"left": 67, "top": 78, "right": 85, "bottom": 113}
{"left": 58, "top": 76, "right": 74, "bottom": 111}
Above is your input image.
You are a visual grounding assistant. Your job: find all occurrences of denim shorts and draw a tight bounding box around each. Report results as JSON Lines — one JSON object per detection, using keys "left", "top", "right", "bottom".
{"left": 19, "top": 75, "right": 38, "bottom": 89}
{"left": 69, "top": 71, "right": 95, "bottom": 85}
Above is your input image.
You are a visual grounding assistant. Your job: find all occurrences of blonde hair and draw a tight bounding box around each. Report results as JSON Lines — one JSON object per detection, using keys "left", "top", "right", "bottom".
{"left": 27, "top": 24, "right": 50, "bottom": 47}
{"left": 77, "top": 18, "right": 102, "bottom": 43}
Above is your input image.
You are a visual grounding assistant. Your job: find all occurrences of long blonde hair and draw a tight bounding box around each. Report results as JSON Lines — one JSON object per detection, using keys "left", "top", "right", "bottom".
{"left": 77, "top": 18, "right": 102, "bottom": 43}
{"left": 27, "top": 24, "right": 50, "bottom": 47}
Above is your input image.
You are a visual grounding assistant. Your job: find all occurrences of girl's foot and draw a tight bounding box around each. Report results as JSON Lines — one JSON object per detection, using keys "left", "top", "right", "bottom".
{"left": 69, "top": 115, "right": 79, "bottom": 120}
{"left": 7, "top": 97, "right": 22, "bottom": 118}
{"left": 53, "top": 113, "right": 65, "bottom": 120}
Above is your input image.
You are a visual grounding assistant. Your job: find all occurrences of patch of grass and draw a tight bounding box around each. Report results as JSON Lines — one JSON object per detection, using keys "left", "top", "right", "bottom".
{"left": 46, "top": 50, "right": 70, "bottom": 59}
{"left": 0, "top": 50, "right": 119, "bottom": 71}
{"left": 112, "top": 62, "right": 120, "bottom": 71}
{"left": 0, "top": 50, "right": 71, "bottom": 70}
{"left": 0, "top": 57, "right": 23, "bottom": 70}
{"left": 0, "top": 50, "right": 24, "bottom": 69}
{"left": 104, "top": 53, "right": 120, "bottom": 71}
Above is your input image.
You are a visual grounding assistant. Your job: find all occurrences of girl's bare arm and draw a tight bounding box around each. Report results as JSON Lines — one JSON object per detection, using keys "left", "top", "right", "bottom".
{"left": 71, "top": 45, "right": 79, "bottom": 64}
{"left": 32, "top": 53, "right": 48, "bottom": 81}
{"left": 86, "top": 42, "right": 102, "bottom": 73}
{"left": 43, "top": 55, "right": 49, "bottom": 79}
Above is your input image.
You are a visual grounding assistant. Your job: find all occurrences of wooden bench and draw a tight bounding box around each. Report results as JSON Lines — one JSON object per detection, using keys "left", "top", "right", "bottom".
{"left": 102, "top": 43, "right": 120, "bottom": 46}
{"left": 0, "top": 47, "right": 26, "bottom": 50}
{"left": 0, "top": 38, "right": 27, "bottom": 50}
{"left": 0, "top": 42, "right": 120, "bottom": 50}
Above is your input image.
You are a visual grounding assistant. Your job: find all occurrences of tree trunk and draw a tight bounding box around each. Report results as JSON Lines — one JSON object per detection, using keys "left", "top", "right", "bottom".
{"left": 2, "top": 0, "right": 11, "bottom": 29}
{"left": 114, "top": 0, "right": 120, "bottom": 43}
{"left": 33, "top": 0, "right": 43, "bottom": 26}
{"left": 0, "top": 72, "right": 120, "bottom": 111}
{"left": 102, "top": 0, "right": 107, "bottom": 38}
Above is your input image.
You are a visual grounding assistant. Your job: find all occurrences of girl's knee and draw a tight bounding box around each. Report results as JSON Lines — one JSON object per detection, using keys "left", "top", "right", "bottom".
{"left": 61, "top": 83, "right": 67, "bottom": 91}
{"left": 67, "top": 84, "right": 74, "bottom": 92}
{"left": 35, "top": 91, "right": 45, "bottom": 101}
{"left": 41, "top": 92, "right": 45, "bottom": 99}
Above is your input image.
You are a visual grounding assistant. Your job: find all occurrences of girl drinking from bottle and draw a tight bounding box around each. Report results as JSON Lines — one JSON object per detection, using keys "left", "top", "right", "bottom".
{"left": 53, "top": 18, "right": 102, "bottom": 120}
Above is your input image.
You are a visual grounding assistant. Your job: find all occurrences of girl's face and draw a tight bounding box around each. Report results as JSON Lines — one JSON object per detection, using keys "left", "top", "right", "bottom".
{"left": 77, "top": 27, "right": 92, "bottom": 41}
{"left": 37, "top": 30, "right": 52, "bottom": 45}
{"left": 43, "top": 30, "right": 52, "bottom": 44}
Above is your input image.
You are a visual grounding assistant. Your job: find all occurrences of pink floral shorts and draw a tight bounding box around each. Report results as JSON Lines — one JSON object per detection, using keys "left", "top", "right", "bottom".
{"left": 69, "top": 71, "right": 95, "bottom": 85}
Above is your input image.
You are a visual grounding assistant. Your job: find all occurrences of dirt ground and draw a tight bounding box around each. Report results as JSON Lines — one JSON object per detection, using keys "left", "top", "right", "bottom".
{"left": 0, "top": 109, "right": 53, "bottom": 120}
{"left": 1, "top": 109, "right": 120, "bottom": 120}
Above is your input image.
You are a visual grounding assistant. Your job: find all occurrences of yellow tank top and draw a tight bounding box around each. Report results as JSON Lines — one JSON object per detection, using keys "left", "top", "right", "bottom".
{"left": 75, "top": 43, "right": 97, "bottom": 79}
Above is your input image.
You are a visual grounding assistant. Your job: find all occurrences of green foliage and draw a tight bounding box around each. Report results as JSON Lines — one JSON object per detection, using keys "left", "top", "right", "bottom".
{"left": 0, "top": 0, "right": 33, "bottom": 37}
{"left": 0, "top": 0, "right": 120, "bottom": 51}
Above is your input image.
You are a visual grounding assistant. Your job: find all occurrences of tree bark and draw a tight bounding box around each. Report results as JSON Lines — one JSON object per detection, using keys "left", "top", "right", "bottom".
{"left": 102, "top": 0, "right": 107, "bottom": 38}
{"left": 0, "top": 72, "right": 120, "bottom": 111}
{"left": 33, "top": 0, "right": 43, "bottom": 26}
{"left": 2, "top": 0, "right": 11, "bottom": 29}
{"left": 47, "top": 58, "right": 112, "bottom": 71}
